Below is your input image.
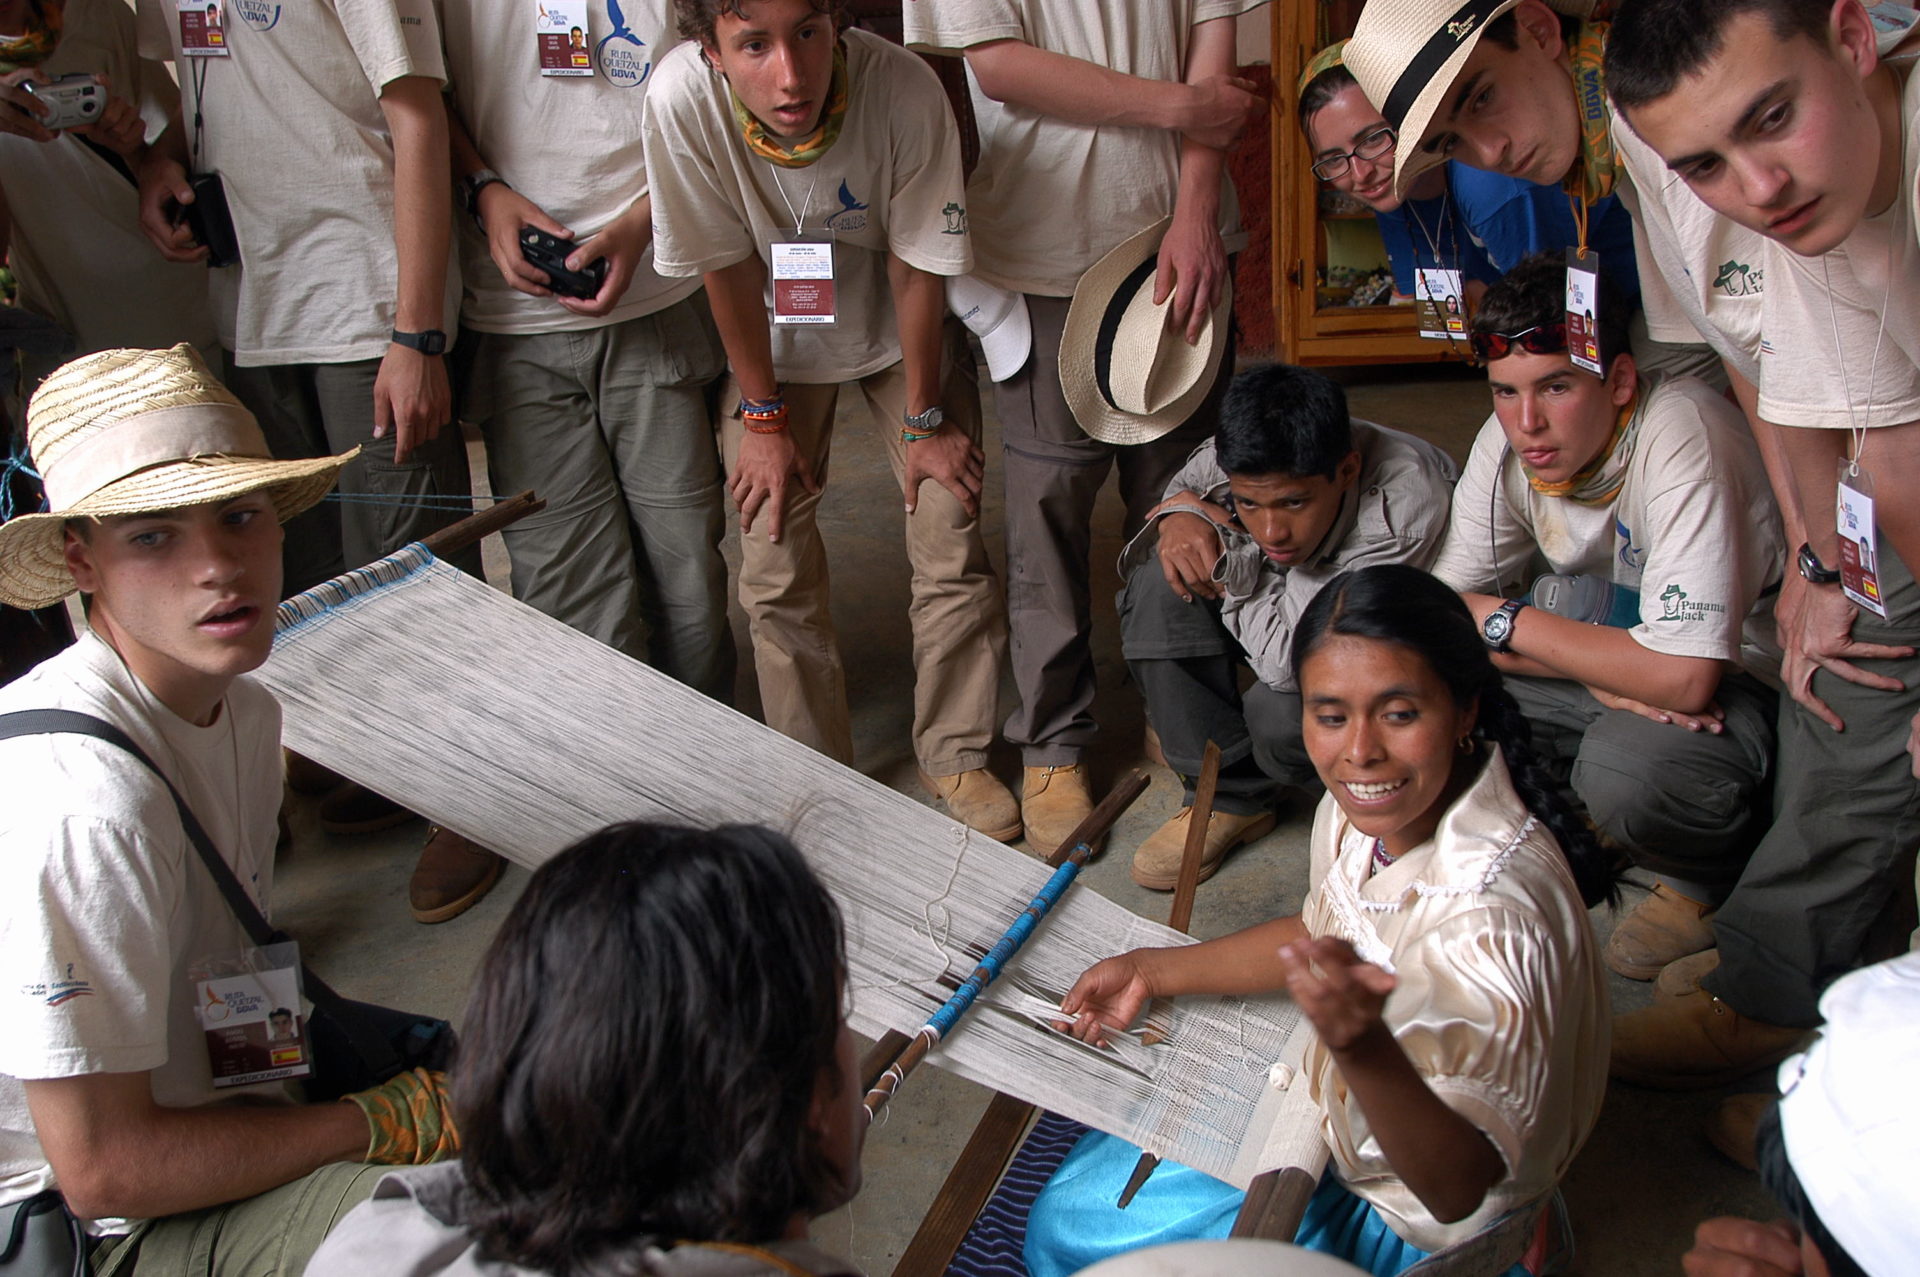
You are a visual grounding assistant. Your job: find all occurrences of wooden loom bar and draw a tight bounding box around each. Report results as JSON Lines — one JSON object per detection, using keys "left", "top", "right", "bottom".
{"left": 418, "top": 489, "right": 546, "bottom": 559}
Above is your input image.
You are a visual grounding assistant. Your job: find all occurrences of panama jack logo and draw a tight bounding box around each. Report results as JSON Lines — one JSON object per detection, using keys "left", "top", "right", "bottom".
{"left": 941, "top": 201, "right": 967, "bottom": 235}
{"left": 232, "top": 0, "right": 280, "bottom": 31}
{"left": 1713, "top": 259, "right": 1762, "bottom": 297}
{"left": 597, "top": 0, "right": 652, "bottom": 88}
{"left": 825, "top": 179, "right": 869, "bottom": 233}
{"left": 1447, "top": 16, "right": 1479, "bottom": 40}
{"left": 1659, "top": 584, "right": 1726, "bottom": 623}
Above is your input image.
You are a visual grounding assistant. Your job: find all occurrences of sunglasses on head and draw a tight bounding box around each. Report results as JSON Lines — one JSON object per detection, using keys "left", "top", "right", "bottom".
{"left": 1468, "top": 321, "right": 1569, "bottom": 364}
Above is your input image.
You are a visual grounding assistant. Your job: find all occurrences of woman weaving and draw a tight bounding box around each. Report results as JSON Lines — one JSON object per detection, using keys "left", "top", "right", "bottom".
{"left": 1031, "top": 565, "right": 1616, "bottom": 1275}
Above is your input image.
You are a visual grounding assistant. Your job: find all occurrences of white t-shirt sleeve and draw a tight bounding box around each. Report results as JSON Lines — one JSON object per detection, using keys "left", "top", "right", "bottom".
{"left": 641, "top": 55, "right": 758, "bottom": 279}
{"left": 0, "top": 811, "right": 179, "bottom": 1081}
{"left": 134, "top": 0, "right": 173, "bottom": 62}
{"left": 902, "top": 0, "right": 1027, "bottom": 53}
{"left": 884, "top": 56, "right": 973, "bottom": 277}
{"left": 1431, "top": 420, "right": 1531, "bottom": 595}
{"left": 1757, "top": 237, "right": 1920, "bottom": 429}
{"left": 336, "top": 0, "right": 448, "bottom": 93}
{"left": 1631, "top": 485, "right": 1760, "bottom": 662}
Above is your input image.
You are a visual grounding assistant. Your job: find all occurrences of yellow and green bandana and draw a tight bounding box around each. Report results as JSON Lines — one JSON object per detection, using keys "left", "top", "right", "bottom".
{"left": 1298, "top": 39, "right": 1348, "bottom": 98}
{"left": 733, "top": 43, "right": 849, "bottom": 169}
{"left": 1525, "top": 383, "right": 1641, "bottom": 506}
{"left": 1561, "top": 22, "right": 1618, "bottom": 212}
{"left": 0, "top": 1, "right": 63, "bottom": 75}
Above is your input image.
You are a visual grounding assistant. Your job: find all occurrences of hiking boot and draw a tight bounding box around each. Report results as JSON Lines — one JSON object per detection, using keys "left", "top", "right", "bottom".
{"left": 284, "top": 749, "right": 344, "bottom": 797}
{"left": 920, "top": 768, "right": 1022, "bottom": 843}
{"left": 1705, "top": 1093, "right": 1774, "bottom": 1171}
{"left": 409, "top": 827, "right": 505, "bottom": 924}
{"left": 1022, "top": 764, "right": 1095, "bottom": 860}
{"left": 1131, "top": 807, "right": 1276, "bottom": 891}
{"left": 318, "top": 781, "right": 415, "bottom": 835}
{"left": 1655, "top": 948, "right": 1721, "bottom": 1000}
{"left": 1610, "top": 988, "right": 1809, "bottom": 1090}
{"left": 1605, "top": 883, "right": 1716, "bottom": 980}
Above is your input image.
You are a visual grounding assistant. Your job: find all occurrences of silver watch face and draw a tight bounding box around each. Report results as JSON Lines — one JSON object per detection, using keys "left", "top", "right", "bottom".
{"left": 1483, "top": 608, "right": 1515, "bottom": 647}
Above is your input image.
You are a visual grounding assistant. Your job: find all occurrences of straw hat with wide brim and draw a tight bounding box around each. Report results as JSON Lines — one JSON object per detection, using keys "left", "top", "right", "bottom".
{"left": 1060, "top": 217, "right": 1231, "bottom": 447}
{"left": 1345, "top": 0, "right": 1593, "bottom": 201}
{"left": 0, "top": 344, "right": 356, "bottom": 610}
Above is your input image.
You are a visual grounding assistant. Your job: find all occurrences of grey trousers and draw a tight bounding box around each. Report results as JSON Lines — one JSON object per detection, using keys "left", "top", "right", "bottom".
{"left": 1117, "top": 556, "right": 1316, "bottom": 812}
{"left": 461, "top": 296, "right": 734, "bottom": 700}
{"left": 93, "top": 1162, "right": 386, "bottom": 1276}
{"left": 1707, "top": 546, "right": 1920, "bottom": 1027}
{"left": 997, "top": 293, "right": 1229, "bottom": 766}
{"left": 1505, "top": 669, "right": 1776, "bottom": 890}
{"left": 223, "top": 353, "right": 478, "bottom": 596}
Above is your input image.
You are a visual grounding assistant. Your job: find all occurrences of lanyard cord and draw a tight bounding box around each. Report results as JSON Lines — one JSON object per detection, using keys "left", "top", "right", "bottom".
{"left": 1821, "top": 246, "right": 1894, "bottom": 477}
{"left": 771, "top": 165, "right": 823, "bottom": 236}
{"left": 190, "top": 54, "right": 209, "bottom": 168}
{"left": 1407, "top": 187, "right": 1468, "bottom": 362}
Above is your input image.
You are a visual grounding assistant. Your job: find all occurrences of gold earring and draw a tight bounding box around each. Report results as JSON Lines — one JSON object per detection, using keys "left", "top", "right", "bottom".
{"left": 1457, "top": 734, "right": 1475, "bottom": 753}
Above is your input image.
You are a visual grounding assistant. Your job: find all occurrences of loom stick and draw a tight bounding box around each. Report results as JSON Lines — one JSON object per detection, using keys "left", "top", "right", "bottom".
{"left": 419, "top": 489, "right": 545, "bottom": 558}
{"left": 862, "top": 770, "right": 1150, "bottom": 1120}
{"left": 1119, "top": 742, "right": 1222, "bottom": 1209}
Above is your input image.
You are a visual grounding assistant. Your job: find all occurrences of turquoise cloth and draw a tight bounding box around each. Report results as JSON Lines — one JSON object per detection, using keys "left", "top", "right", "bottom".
{"left": 1024, "top": 1129, "right": 1530, "bottom": 1277}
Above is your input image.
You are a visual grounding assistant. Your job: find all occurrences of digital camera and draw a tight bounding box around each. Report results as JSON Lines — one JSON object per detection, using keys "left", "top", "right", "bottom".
{"left": 23, "top": 74, "right": 104, "bottom": 131}
{"left": 519, "top": 228, "right": 609, "bottom": 301}
{"left": 171, "top": 172, "right": 242, "bottom": 269}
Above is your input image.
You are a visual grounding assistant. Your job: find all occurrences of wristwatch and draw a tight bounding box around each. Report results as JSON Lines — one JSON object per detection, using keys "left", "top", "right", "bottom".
{"left": 461, "top": 169, "right": 508, "bottom": 221}
{"left": 391, "top": 328, "right": 448, "bottom": 356}
{"left": 1797, "top": 542, "right": 1842, "bottom": 585}
{"left": 1481, "top": 598, "right": 1526, "bottom": 653}
{"left": 902, "top": 405, "right": 944, "bottom": 441}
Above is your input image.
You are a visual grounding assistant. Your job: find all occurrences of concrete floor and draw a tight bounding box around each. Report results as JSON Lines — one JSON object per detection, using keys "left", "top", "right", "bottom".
{"left": 274, "top": 357, "right": 1776, "bottom": 1275}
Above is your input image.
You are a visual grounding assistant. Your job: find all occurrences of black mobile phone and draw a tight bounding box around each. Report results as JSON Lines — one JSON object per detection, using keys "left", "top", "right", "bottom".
{"left": 519, "top": 227, "right": 608, "bottom": 301}
{"left": 171, "top": 171, "right": 241, "bottom": 268}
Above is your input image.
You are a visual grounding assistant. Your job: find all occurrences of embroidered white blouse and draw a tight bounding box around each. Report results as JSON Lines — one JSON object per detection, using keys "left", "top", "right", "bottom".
{"left": 1297, "top": 750, "right": 1610, "bottom": 1252}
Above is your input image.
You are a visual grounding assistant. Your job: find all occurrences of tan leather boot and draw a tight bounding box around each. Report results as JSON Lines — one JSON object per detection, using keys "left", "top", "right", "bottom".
{"left": 1611, "top": 989, "right": 1809, "bottom": 1089}
{"left": 1021, "top": 764, "right": 1095, "bottom": 860}
{"left": 920, "top": 768, "right": 1022, "bottom": 843}
{"left": 1605, "top": 883, "right": 1716, "bottom": 980}
{"left": 410, "top": 827, "right": 505, "bottom": 924}
{"left": 1131, "top": 807, "right": 1276, "bottom": 891}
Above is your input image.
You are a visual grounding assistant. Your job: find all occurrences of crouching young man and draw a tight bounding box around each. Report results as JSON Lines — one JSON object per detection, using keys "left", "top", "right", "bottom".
{"left": 1118, "top": 363, "right": 1457, "bottom": 889}
{"left": 0, "top": 346, "right": 457, "bottom": 1274}
{"left": 642, "top": 0, "right": 1014, "bottom": 837}
{"left": 1432, "top": 254, "right": 1786, "bottom": 983}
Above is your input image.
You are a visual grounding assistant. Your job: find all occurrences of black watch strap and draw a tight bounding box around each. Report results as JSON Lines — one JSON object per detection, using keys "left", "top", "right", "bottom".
{"left": 1798, "top": 542, "right": 1842, "bottom": 585}
{"left": 391, "top": 328, "right": 447, "bottom": 356}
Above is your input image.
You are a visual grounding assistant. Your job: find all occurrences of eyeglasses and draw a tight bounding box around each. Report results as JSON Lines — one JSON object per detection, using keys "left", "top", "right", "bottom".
{"left": 1468, "top": 322, "right": 1569, "bottom": 364}
{"left": 1311, "top": 125, "right": 1398, "bottom": 182}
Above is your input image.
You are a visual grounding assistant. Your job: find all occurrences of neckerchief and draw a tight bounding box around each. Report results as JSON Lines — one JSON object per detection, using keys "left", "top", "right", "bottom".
{"left": 1561, "top": 22, "right": 1617, "bottom": 214}
{"left": 733, "top": 43, "right": 849, "bottom": 169}
{"left": 1524, "top": 381, "right": 1642, "bottom": 506}
{"left": 0, "top": 1, "right": 62, "bottom": 74}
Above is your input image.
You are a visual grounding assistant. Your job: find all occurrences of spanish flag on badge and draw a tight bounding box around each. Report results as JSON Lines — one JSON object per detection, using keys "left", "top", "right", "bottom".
{"left": 271, "top": 1046, "right": 305, "bottom": 1068}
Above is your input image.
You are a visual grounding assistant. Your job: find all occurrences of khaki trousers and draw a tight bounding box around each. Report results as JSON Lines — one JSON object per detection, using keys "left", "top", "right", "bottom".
{"left": 92, "top": 1162, "right": 386, "bottom": 1277}
{"left": 720, "top": 336, "right": 1004, "bottom": 772}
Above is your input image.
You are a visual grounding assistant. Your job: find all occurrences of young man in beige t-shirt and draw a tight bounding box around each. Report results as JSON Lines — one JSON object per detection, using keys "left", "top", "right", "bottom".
{"left": 1597, "top": 0, "right": 1920, "bottom": 1090}
{"left": 643, "top": 0, "right": 1015, "bottom": 840}
{"left": 903, "top": 0, "right": 1264, "bottom": 857}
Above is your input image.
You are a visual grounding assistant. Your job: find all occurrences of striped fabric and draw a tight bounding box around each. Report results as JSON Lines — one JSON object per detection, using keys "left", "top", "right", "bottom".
{"left": 946, "top": 1112, "right": 1090, "bottom": 1277}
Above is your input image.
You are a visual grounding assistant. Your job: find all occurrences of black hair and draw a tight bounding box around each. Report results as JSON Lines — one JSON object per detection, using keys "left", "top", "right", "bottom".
{"left": 456, "top": 821, "right": 849, "bottom": 1272}
{"left": 1297, "top": 62, "right": 1362, "bottom": 132}
{"left": 269, "top": 1007, "right": 292, "bottom": 1018}
{"left": 1607, "top": 0, "right": 1834, "bottom": 115}
{"left": 1215, "top": 363, "right": 1354, "bottom": 482}
{"left": 1471, "top": 251, "right": 1631, "bottom": 376}
{"left": 674, "top": 0, "right": 845, "bottom": 47}
{"left": 1290, "top": 565, "right": 1622, "bottom": 908}
{"left": 1481, "top": 5, "right": 1583, "bottom": 52}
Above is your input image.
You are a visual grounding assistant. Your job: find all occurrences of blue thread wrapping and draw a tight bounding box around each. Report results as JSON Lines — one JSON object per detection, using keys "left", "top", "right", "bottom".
{"left": 923, "top": 851, "right": 1087, "bottom": 1041}
{"left": 0, "top": 447, "right": 45, "bottom": 524}
{"left": 274, "top": 543, "right": 439, "bottom": 637}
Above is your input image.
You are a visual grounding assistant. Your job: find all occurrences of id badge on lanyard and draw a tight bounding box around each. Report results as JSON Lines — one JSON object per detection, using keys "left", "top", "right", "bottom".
{"left": 535, "top": 0, "right": 595, "bottom": 77}
{"left": 191, "top": 942, "right": 312, "bottom": 1088}
{"left": 772, "top": 230, "right": 836, "bottom": 326}
{"left": 1415, "top": 268, "right": 1465, "bottom": 340}
{"left": 1564, "top": 247, "right": 1603, "bottom": 375}
{"left": 1838, "top": 460, "right": 1888, "bottom": 617}
{"left": 178, "top": 0, "right": 230, "bottom": 56}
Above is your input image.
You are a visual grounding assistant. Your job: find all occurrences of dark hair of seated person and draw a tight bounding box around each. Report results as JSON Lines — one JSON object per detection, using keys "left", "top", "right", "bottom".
{"left": 1469, "top": 250, "right": 1632, "bottom": 375}
{"left": 1291, "top": 564, "right": 1624, "bottom": 909}
{"left": 1215, "top": 362, "right": 1354, "bottom": 482}
{"left": 454, "top": 821, "right": 850, "bottom": 1271}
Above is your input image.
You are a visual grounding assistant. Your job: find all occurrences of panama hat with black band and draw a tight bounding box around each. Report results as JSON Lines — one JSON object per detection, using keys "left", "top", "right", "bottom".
{"left": 1059, "top": 217, "right": 1232, "bottom": 447}
{"left": 0, "top": 344, "right": 356, "bottom": 610}
{"left": 1345, "top": 0, "right": 1593, "bottom": 201}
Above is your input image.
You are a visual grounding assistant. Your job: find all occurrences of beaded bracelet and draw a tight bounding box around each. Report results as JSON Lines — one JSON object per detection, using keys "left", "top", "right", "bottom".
{"left": 900, "top": 426, "right": 938, "bottom": 443}
{"left": 743, "top": 408, "right": 789, "bottom": 435}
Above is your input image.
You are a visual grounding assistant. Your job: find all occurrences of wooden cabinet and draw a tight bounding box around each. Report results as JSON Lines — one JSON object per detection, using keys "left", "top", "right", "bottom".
{"left": 1270, "top": 0, "right": 1459, "bottom": 366}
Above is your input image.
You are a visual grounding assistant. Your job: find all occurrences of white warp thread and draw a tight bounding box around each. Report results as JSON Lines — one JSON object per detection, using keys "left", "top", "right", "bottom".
{"left": 260, "top": 549, "right": 1322, "bottom": 1187}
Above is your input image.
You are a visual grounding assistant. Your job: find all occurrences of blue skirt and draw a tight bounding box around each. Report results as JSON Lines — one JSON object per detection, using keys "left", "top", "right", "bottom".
{"left": 1018, "top": 1127, "right": 1530, "bottom": 1277}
